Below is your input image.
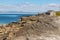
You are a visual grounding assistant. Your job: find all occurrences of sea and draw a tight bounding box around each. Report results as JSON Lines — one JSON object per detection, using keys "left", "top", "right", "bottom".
{"left": 0, "top": 12, "right": 37, "bottom": 24}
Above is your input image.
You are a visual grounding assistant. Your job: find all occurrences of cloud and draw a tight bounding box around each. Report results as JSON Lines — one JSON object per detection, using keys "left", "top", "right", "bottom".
{"left": 0, "top": 4, "right": 19, "bottom": 11}
{"left": 18, "top": 2, "right": 42, "bottom": 12}
{"left": 48, "top": 3, "right": 60, "bottom": 7}
{"left": 45, "top": 3, "right": 60, "bottom": 11}
{"left": 0, "top": 2, "right": 60, "bottom": 12}
{"left": 0, "top": 2, "right": 42, "bottom": 12}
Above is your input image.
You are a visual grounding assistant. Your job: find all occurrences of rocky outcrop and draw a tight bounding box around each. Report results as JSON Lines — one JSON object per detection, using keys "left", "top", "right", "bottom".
{"left": 0, "top": 14, "right": 60, "bottom": 40}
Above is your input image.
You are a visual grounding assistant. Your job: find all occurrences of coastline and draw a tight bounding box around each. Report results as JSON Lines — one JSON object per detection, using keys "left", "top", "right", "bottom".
{"left": 0, "top": 12, "right": 60, "bottom": 40}
{"left": 0, "top": 14, "right": 36, "bottom": 25}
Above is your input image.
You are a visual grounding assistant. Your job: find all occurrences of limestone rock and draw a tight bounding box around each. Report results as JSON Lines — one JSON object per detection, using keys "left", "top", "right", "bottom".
{"left": 0, "top": 13, "right": 60, "bottom": 40}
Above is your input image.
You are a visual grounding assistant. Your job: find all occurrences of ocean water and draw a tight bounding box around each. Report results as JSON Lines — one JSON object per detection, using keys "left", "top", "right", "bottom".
{"left": 0, "top": 13, "right": 37, "bottom": 24}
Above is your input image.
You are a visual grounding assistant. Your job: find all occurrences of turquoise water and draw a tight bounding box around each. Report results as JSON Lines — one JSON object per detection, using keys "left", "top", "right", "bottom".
{"left": 0, "top": 13, "right": 37, "bottom": 24}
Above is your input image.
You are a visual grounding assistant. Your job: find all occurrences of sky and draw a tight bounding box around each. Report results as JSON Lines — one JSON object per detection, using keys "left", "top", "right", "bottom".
{"left": 0, "top": 0, "right": 60, "bottom": 12}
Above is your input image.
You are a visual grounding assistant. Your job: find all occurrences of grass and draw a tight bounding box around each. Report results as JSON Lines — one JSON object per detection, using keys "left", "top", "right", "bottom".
{"left": 56, "top": 11, "right": 60, "bottom": 16}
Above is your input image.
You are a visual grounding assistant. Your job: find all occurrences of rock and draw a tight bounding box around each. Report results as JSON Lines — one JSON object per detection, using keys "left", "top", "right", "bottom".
{"left": 0, "top": 13, "right": 60, "bottom": 40}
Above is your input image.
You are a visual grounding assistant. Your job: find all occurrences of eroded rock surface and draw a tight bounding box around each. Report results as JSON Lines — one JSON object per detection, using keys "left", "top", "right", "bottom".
{"left": 0, "top": 14, "right": 60, "bottom": 40}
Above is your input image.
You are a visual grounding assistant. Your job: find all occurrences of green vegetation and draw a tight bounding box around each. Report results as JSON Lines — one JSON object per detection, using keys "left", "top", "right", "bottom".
{"left": 56, "top": 11, "right": 60, "bottom": 16}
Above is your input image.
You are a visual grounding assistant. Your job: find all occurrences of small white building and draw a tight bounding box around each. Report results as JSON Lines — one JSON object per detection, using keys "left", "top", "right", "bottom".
{"left": 46, "top": 10, "right": 56, "bottom": 16}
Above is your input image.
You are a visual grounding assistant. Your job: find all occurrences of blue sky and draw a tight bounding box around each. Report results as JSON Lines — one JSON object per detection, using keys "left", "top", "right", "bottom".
{"left": 0, "top": 0, "right": 60, "bottom": 12}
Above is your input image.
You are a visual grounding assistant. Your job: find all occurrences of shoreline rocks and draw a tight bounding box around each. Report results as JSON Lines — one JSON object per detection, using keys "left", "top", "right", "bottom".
{"left": 0, "top": 14, "right": 60, "bottom": 40}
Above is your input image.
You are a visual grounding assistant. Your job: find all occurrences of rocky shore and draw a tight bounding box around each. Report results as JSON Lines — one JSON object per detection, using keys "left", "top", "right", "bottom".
{"left": 0, "top": 13, "right": 60, "bottom": 40}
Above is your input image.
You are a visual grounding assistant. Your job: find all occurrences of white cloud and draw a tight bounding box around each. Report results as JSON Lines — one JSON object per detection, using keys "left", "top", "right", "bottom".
{"left": 0, "top": 3, "right": 60, "bottom": 12}
{"left": 48, "top": 3, "right": 60, "bottom": 7}
{"left": 0, "top": 2, "right": 42, "bottom": 12}
{"left": 0, "top": 4, "right": 19, "bottom": 11}
{"left": 46, "top": 3, "right": 60, "bottom": 11}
